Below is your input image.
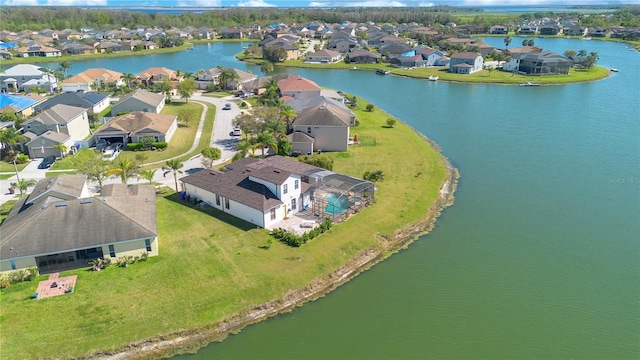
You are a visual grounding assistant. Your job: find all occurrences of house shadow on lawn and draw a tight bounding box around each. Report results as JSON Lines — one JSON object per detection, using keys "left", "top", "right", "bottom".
{"left": 163, "top": 191, "right": 257, "bottom": 231}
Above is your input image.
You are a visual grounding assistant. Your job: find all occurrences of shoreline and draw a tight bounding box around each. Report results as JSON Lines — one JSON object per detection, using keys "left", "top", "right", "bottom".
{"left": 89, "top": 136, "right": 459, "bottom": 360}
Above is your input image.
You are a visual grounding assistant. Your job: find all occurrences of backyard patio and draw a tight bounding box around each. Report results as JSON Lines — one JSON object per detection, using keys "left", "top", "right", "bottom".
{"left": 34, "top": 273, "right": 76, "bottom": 299}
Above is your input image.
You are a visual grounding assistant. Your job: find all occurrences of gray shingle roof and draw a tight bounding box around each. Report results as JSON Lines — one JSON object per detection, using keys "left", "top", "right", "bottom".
{"left": 293, "top": 101, "right": 352, "bottom": 127}
{"left": 25, "top": 104, "right": 87, "bottom": 126}
{"left": 35, "top": 92, "right": 109, "bottom": 112}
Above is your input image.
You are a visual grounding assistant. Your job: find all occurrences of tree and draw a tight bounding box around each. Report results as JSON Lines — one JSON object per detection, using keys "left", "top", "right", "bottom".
{"left": 53, "top": 143, "right": 68, "bottom": 159}
{"left": 279, "top": 104, "right": 296, "bottom": 129}
{"left": 75, "top": 150, "right": 110, "bottom": 190}
{"left": 577, "top": 49, "right": 587, "bottom": 60}
{"left": 363, "top": 170, "right": 385, "bottom": 182}
{"left": 258, "top": 78, "right": 281, "bottom": 106}
{"left": 232, "top": 112, "right": 257, "bottom": 140}
{"left": 386, "top": 118, "right": 396, "bottom": 128}
{"left": 263, "top": 45, "right": 287, "bottom": 63}
{"left": 108, "top": 158, "right": 140, "bottom": 184}
{"left": 201, "top": 147, "right": 221, "bottom": 168}
{"left": 487, "top": 66, "right": 494, "bottom": 77}
{"left": 584, "top": 51, "right": 599, "bottom": 71}
{"left": 157, "top": 78, "right": 172, "bottom": 97}
{"left": 264, "top": 117, "right": 286, "bottom": 141}
{"left": 234, "top": 140, "right": 251, "bottom": 160}
{"left": 260, "top": 61, "right": 274, "bottom": 74}
{"left": 276, "top": 139, "right": 292, "bottom": 156}
{"left": 135, "top": 153, "right": 148, "bottom": 167}
{"left": 122, "top": 72, "right": 136, "bottom": 88}
{"left": 564, "top": 49, "right": 577, "bottom": 60}
{"left": 177, "top": 78, "right": 196, "bottom": 102}
{"left": 58, "top": 61, "right": 72, "bottom": 77}
{"left": 0, "top": 110, "right": 23, "bottom": 128}
{"left": 139, "top": 169, "right": 156, "bottom": 184}
{"left": 178, "top": 106, "right": 197, "bottom": 127}
{"left": 256, "top": 130, "right": 276, "bottom": 158}
{"left": 10, "top": 179, "right": 37, "bottom": 197}
{"left": 244, "top": 44, "right": 260, "bottom": 57}
{"left": 218, "top": 67, "right": 239, "bottom": 91}
{"left": 504, "top": 36, "right": 511, "bottom": 49}
{"left": 0, "top": 127, "right": 25, "bottom": 156}
{"left": 162, "top": 159, "right": 184, "bottom": 193}
{"left": 366, "top": 104, "right": 375, "bottom": 112}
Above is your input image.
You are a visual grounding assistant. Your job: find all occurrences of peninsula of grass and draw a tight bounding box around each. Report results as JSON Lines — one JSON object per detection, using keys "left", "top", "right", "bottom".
{"left": 0, "top": 97, "right": 453, "bottom": 359}
{"left": 273, "top": 58, "right": 611, "bottom": 85}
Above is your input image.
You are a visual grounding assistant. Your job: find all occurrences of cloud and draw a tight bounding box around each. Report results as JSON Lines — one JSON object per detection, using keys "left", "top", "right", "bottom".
{"left": 418, "top": 1, "right": 434, "bottom": 6}
{"left": 309, "top": 0, "right": 407, "bottom": 7}
{"left": 46, "top": 0, "right": 108, "bottom": 4}
{"left": 460, "top": 0, "right": 611, "bottom": 4}
{"left": 3, "top": 0, "right": 41, "bottom": 5}
{"left": 177, "top": 0, "right": 221, "bottom": 6}
{"left": 237, "top": 0, "right": 277, "bottom": 6}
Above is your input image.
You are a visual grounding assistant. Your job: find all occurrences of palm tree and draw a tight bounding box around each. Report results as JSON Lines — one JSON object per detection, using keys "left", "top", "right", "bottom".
{"left": 108, "top": 158, "right": 140, "bottom": 184}
{"left": 235, "top": 140, "right": 251, "bottom": 159}
{"left": 58, "top": 61, "right": 72, "bottom": 78}
{"left": 0, "top": 128, "right": 25, "bottom": 156}
{"left": 162, "top": 159, "right": 184, "bottom": 193}
{"left": 53, "top": 143, "right": 68, "bottom": 159}
{"left": 256, "top": 130, "right": 276, "bottom": 158}
{"left": 260, "top": 61, "right": 274, "bottom": 74}
{"left": 264, "top": 118, "right": 286, "bottom": 142}
{"left": 504, "top": 36, "right": 511, "bottom": 50}
{"left": 122, "top": 72, "right": 136, "bottom": 88}
{"left": 139, "top": 169, "right": 157, "bottom": 184}
{"left": 279, "top": 104, "right": 296, "bottom": 130}
{"left": 10, "top": 179, "right": 37, "bottom": 197}
{"left": 218, "top": 67, "right": 239, "bottom": 91}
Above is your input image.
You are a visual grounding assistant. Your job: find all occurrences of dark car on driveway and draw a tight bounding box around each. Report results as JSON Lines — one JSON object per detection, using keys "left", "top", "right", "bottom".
{"left": 222, "top": 103, "right": 232, "bottom": 110}
{"left": 38, "top": 156, "right": 56, "bottom": 169}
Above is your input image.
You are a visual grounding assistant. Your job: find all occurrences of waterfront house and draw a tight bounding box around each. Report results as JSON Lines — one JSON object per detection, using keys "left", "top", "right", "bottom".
{"left": 93, "top": 111, "right": 177, "bottom": 145}
{"left": 518, "top": 25, "right": 539, "bottom": 35}
{"left": 62, "top": 68, "right": 124, "bottom": 93}
{"left": 0, "top": 64, "right": 58, "bottom": 93}
{"left": 62, "top": 42, "right": 95, "bottom": 55}
{"left": 0, "top": 93, "right": 43, "bottom": 118}
{"left": 306, "top": 49, "right": 342, "bottom": 63}
{"left": 261, "top": 38, "right": 299, "bottom": 61}
{"left": 506, "top": 51, "right": 572, "bottom": 75}
{"left": 22, "top": 104, "right": 90, "bottom": 158}
{"left": 0, "top": 175, "right": 158, "bottom": 274}
{"left": 195, "top": 67, "right": 222, "bottom": 90}
{"left": 110, "top": 89, "right": 165, "bottom": 116}
{"left": 347, "top": 50, "right": 381, "bottom": 64}
{"left": 449, "top": 52, "right": 484, "bottom": 74}
{"left": 136, "top": 67, "right": 181, "bottom": 87}
{"left": 290, "top": 100, "right": 353, "bottom": 152}
{"left": 490, "top": 25, "right": 509, "bottom": 34}
{"left": 16, "top": 44, "right": 61, "bottom": 58}
{"left": 278, "top": 76, "right": 321, "bottom": 100}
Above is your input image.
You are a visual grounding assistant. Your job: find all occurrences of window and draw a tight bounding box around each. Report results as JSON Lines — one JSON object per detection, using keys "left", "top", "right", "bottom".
{"left": 294, "top": 180, "right": 299, "bottom": 190}
{"left": 283, "top": 183, "right": 288, "bottom": 194}
{"left": 291, "top": 198, "right": 296, "bottom": 211}
{"left": 270, "top": 208, "right": 276, "bottom": 220}
{"left": 215, "top": 194, "right": 221, "bottom": 206}
{"left": 108, "top": 245, "right": 116, "bottom": 258}
{"left": 145, "top": 239, "right": 152, "bottom": 252}
{"left": 225, "top": 198, "right": 230, "bottom": 209}
{"left": 10, "top": 260, "right": 16, "bottom": 270}
{"left": 307, "top": 127, "right": 312, "bottom": 134}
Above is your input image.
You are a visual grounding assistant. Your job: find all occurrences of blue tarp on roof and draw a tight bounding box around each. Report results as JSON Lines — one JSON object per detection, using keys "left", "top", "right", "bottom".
{"left": 401, "top": 50, "right": 417, "bottom": 57}
{"left": 0, "top": 94, "right": 38, "bottom": 111}
{"left": 0, "top": 41, "right": 18, "bottom": 49}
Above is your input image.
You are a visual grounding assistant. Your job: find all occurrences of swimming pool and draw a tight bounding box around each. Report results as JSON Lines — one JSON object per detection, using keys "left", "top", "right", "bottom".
{"left": 324, "top": 193, "right": 350, "bottom": 215}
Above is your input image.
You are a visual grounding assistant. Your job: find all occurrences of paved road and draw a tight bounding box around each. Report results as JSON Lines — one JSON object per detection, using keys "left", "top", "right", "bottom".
{"left": 0, "top": 93, "right": 242, "bottom": 205}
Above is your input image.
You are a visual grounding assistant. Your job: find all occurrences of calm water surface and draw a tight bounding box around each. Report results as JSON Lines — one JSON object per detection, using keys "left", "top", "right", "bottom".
{"left": 39, "top": 40, "right": 640, "bottom": 359}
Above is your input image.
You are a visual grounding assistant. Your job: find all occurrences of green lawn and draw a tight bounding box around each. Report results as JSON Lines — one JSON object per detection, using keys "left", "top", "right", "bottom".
{"left": 0, "top": 98, "right": 450, "bottom": 359}
{"left": 0, "top": 200, "right": 17, "bottom": 225}
{"left": 0, "top": 161, "right": 29, "bottom": 173}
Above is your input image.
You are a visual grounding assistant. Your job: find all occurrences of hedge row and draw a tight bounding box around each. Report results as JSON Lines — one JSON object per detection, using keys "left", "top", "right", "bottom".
{"left": 270, "top": 218, "right": 333, "bottom": 247}
{"left": 125, "top": 142, "right": 168, "bottom": 151}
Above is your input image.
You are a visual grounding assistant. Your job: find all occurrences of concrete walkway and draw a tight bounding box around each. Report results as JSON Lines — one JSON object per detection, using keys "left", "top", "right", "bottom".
{"left": 0, "top": 93, "right": 242, "bottom": 205}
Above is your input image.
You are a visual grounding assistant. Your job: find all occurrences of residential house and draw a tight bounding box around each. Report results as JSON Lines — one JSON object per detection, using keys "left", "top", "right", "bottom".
{"left": 195, "top": 67, "right": 222, "bottom": 90}
{"left": 16, "top": 44, "right": 61, "bottom": 58}
{"left": 136, "top": 67, "right": 180, "bottom": 87}
{"left": 449, "top": 52, "right": 484, "bottom": 74}
{"left": 379, "top": 35, "right": 406, "bottom": 46}
{"left": 0, "top": 175, "right": 158, "bottom": 274}
{"left": 62, "top": 42, "right": 95, "bottom": 55}
{"left": 539, "top": 25, "right": 563, "bottom": 36}
{"left": 347, "top": 50, "right": 381, "bottom": 64}
{"left": 506, "top": 50, "right": 572, "bottom": 75}
{"left": 62, "top": 68, "right": 124, "bottom": 93}
{"left": 226, "top": 68, "right": 258, "bottom": 92}
{"left": 490, "top": 25, "right": 509, "bottom": 34}
{"left": 278, "top": 76, "right": 321, "bottom": 100}
{"left": 35, "top": 92, "right": 110, "bottom": 115}
{"left": 261, "top": 38, "right": 299, "bottom": 61}
{"left": 518, "top": 25, "right": 539, "bottom": 35}
{"left": 305, "top": 49, "right": 342, "bottom": 63}
{"left": 0, "top": 93, "right": 43, "bottom": 118}
{"left": 22, "top": 104, "right": 90, "bottom": 158}
{"left": 379, "top": 42, "right": 412, "bottom": 56}
{"left": 110, "top": 89, "right": 165, "bottom": 116}
{"left": 93, "top": 111, "right": 177, "bottom": 145}
{"left": 290, "top": 100, "right": 354, "bottom": 152}
{"left": 564, "top": 25, "right": 588, "bottom": 37}
{"left": 0, "top": 64, "right": 58, "bottom": 93}
{"left": 591, "top": 28, "right": 613, "bottom": 38}
{"left": 220, "top": 28, "right": 243, "bottom": 39}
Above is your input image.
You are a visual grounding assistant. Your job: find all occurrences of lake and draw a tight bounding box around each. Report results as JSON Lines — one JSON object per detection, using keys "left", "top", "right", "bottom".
{"left": 38, "top": 39, "right": 640, "bottom": 359}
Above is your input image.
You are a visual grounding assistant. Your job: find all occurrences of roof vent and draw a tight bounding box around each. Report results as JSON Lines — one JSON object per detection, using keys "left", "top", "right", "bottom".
{"left": 273, "top": 170, "right": 280, "bottom": 174}
{"left": 80, "top": 199, "right": 92, "bottom": 204}
{"left": 55, "top": 202, "right": 67, "bottom": 207}
{"left": 48, "top": 179, "right": 54, "bottom": 183}
{"left": 210, "top": 172, "right": 216, "bottom": 175}
{"left": 102, "top": 197, "right": 107, "bottom": 202}
{"left": 57, "top": 181, "right": 62, "bottom": 185}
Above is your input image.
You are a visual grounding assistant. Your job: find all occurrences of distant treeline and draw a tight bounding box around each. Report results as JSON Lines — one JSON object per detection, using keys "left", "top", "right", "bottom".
{"left": 0, "top": 6, "right": 638, "bottom": 32}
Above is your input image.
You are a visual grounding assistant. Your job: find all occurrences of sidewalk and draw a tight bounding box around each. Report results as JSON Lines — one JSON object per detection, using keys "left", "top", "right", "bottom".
{"left": 0, "top": 94, "right": 243, "bottom": 206}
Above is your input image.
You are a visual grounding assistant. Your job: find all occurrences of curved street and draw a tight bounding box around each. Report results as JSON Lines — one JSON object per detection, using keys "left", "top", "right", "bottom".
{"left": 0, "top": 93, "right": 242, "bottom": 205}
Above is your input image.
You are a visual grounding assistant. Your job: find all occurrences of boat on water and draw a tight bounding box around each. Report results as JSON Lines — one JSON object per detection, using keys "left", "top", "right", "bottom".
{"left": 376, "top": 69, "right": 390, "bottom": 75}
{"left": 581, "top": 37, "right": 592, "bottom": 40}
{"left": 610, "top": 68, "right": 619, "bottom": 72}
{"left": 428, "top": 75, "right": 439, "bottom": 81}
{"left": 520, "top": 81, "right": 540, "bottom": 87}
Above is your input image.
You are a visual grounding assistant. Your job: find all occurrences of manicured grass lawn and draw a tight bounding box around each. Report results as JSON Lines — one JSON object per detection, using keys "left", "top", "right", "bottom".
{"left": 0, "top": 200, "right": 17, "bottom": 225}
{"left": 48, "top": 148, "right": 97, "bottom": 170}
{"left": 0, "top": 161, "right": 29, "bottom": 173}
{"left": 0, "top": 99, "right": 449, "bottom": 359}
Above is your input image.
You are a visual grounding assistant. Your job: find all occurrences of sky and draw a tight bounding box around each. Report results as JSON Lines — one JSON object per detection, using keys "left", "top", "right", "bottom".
{"left": 0, "top": 0, "right": 632, "bottom": 7}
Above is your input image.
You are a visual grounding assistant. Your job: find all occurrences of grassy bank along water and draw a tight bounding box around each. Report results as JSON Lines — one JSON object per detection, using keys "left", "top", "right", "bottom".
{"left": 0, "top": 96, "right": 454, "bottom": 359}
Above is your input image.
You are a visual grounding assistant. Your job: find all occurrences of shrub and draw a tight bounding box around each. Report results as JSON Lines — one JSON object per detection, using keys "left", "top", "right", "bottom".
{"left": 363, "top": 170, "right": 385, "bottom": 182}
{"left": 298, "top": 154, "right": 333, "bottom": 171}
{"left": 127, "top": 143, "right": 144, "bottom": 151}
{"left": 1, "top": 267, "right": 39, "bottom": 287}
{"left": 270, "top": 219, "right": 333, "bottom": 247}
{"left": 152, "top": 142, "right": 168, "bottom": 149}
{"left": 14, "top": 153, "right": 29, "bottom": 164}
{"left": 366, "top": 104, "right": 374, "bottom": 112}
{"left": 386, "top": 118, "right": 396, "bottom": 128}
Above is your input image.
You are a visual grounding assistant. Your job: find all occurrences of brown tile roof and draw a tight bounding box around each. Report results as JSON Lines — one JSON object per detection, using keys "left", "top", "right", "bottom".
{"left": 64, "top": 68, "right": 123, "bottom": 84}
{"left": 278, "top": 76, "right": 321, "bottom": 93}
{"left": 95, "top": 111, "right": 176, "bottom": 136}
{"left": 137, "top": 67, "right": 177, "bottom": 80}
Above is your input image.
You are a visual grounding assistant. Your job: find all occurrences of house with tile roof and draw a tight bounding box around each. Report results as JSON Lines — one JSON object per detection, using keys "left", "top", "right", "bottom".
{"left": 278, "top": 76, "right": 321, "bottom": 100}
{"left": 110, "top": 89, "right": 165, "bottom": 116}
{"left": 15, "top": 44, "right": 61, "bottom": 58}
{"left": 136, "top": 67, "right": 181, "bottom": 87}
{"left": 93, "top": 111, "right": 178, "bottom": 145}
{"left": 0, "top": 175, "right": 158, "bottom": 274}
{"left": 62, "top": 68, "right": 123, "bottom": 93}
